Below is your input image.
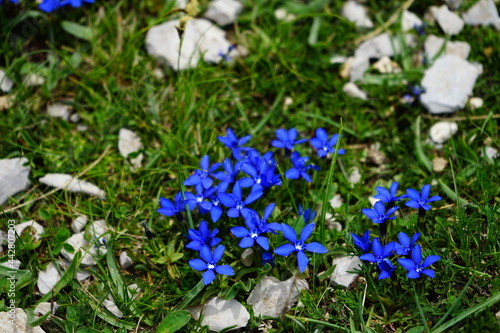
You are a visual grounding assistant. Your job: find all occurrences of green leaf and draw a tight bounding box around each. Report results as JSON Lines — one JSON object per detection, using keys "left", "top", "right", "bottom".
{"left": 38, "top": 208, "right": 51, "bottom": 220}
{"left": 87, "top": 300, "right": 135, "bottom": 329}
{"left": 26, "top": 306, "right": 51, "bottom": 327}
{"left": 406, "top": 327, "right": 425, "bottom": 333}
{"left": 156, "top": 311, "right": 191, "bottom": 333}
{"left": 0, "top": 265, "right": 33, "bottom": 289}
{"left": 62, "top": 243, "right": 75, "bottom": 253}
{"left": 415, "top": 116, "right": 432, "bottom": 173}
{"left": 437, "top": 179, "right": 471, "bottom": 207}
{"left": 55, "top": 228, "right": 71, "bottom": 243}
{"left": 61, "top": 21, "right": 93, "bottom": 41}
{"left": 177, "top": 279, "right": 205, "bottom": 309}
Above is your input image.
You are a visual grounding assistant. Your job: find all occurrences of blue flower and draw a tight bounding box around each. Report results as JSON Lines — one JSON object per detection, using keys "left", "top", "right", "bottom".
{"left": 310, "top": 128, "right": 345, "bottom": 158}
{"left": 261, "top": 251, "right": 275, "bottom": 267}
{"left": 285, "top": 151, "right": 320, "bottom": 182}
{"left": 157, "top": 192, "right": 187, "bottom": 219}
{"left": 405, "top": 184, "right": 442, "bottom": 211}
{"left": 374, "top": 182, "right": 406, "bottom": 203}
{"left": 246, "top": 203, "right": 281, "bottom": 234}
{"left": 218, "top": 181, "right": 263, "bottom": 218}
{"left": 398, "top": 244, "right": 440, "bottom": 279}
{"left": 351, "top": 230, "right": 372, "bottom": 253}
{"left": 271, "top": 128, "right": 307, "bottom": 150}
{"left": 274, "top": 223, "right": 328, "bottom": 272}
{"left": 231, "top": 214, "right": 271, "bottom": 250}
{"left": 0, "top": 0, "right": 19, "bottom": 5}
{"left": 394, "top": 232, "right": 420, "bottom": 255}
{"left": 359, "top": 237, "right": 396, "bottom": 265}
{"left": 186, "top": 220, "right": 221, "bottom": 251}
{"left": 61, "top": 0, "right": 94, "bottom": 7}
{"left": 212, "top": 158, "right": 242, "bottom": 190}
{"left": 377, "top": 258, "right": 395, "bottom": 280}
{"left": 189, "top": 245, "right": 234, "bottom": 285}
{"left": 184, "top": 155, "right": 221, "bottom": 189}
{"left": 198, "top": 186, "right": 226, "bottom": 223}
{"left": 218, "top": 128, "right": 253, "bottom": 160}
{"left": 362, "top": 201, "right": 399, "bottom": 224}
{"left": 298, "top": 205, "right": 316, "bottom": 224}
{"left": 184, "top": 184, "right": 217, "bottom": 211}
{"left": 39, "top": 0, "right": 61, "bottom": 12}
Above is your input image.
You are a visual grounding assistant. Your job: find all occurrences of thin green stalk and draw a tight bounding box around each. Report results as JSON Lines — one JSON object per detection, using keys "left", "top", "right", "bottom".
{"left": 413, "top": 283, "right": 430, "bottom": 333}
{"left": 433, "top": 276, "right": 473, "bottom": 329}
{"left": 285, "top": 315, "right": 350, "bottom": 331}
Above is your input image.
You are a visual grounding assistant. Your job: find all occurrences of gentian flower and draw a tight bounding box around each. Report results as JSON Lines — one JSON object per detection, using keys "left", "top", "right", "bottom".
{"left": 199, "top": 187, "right": 227, "bottom": 222}
{"left": 218, "top": 128, "right": 253, "bottom": 160}
{"left": 271, "top": 128, "right": 307, "bottom": 150}
{"left": 61, "top": 0, "right": 94, "bottom": 7}
{"left": 394, "top": 232, "right": 420, "bottom": 255}
{"left": 0, "top": 0, "right": 19, "bottom": 4}
{"left": 245, "top": 203, "right": 281, "bottom": 233}
{"left": 274, "top": 223, "right": 328, "bottom": 272}
{"left": 218, "top": 181, "right": 263, "bottom": 218}
{"left": 298, "top": 205, "right": 316, "bottom": 224}
{"left": 377, "top": 258, "right": 396, "bottom": 280}
{"left": 239, "top": 151, "right": 281, "bottom": 189}
{"left": 231, "top": 214, "right": 271, "bottom": 250}
{"left": 184, "top": 155, "right": 221, "bottom": 189}
{"left": 351, "top": 230, "right": 372, "bottom": 253}
{"left": 212, "top": 158, "right": 242, "bottom": 190}
{"left": 261, "top": 252, "right": 275, "bottom": 267}
{"left": 39, "top": 0, "right": 61, "bottom": 12}
{"left": 405, "top": 184, "right": 442, "bottom": 211}
{"left": 310, "top": 128, "right": 345, "bottom": 158}
{"left": 189, "top": 245, "right": 234, "bottom": 285}
{"left": 184, "top": 184, "right": 217, "bottom": 211}
{"left": 374, "top": 182, "right": 406, "bottom": 203}
{"left": 157, "top": 192, "right": 187, "bottom": 220}
{"left": 285, "top": 151, "right": 320, "bottom": 182}
{"left": 359, "top": 237, "right": 396, "bottom": 265}
{"left": 186, "top": 220, "right": 221, "bottom": 251}
{"left": 362, "top": 201, "right": 398, "bottom": 224}
{"left": 398, "top": 244, "right": 440, "bottom": 279}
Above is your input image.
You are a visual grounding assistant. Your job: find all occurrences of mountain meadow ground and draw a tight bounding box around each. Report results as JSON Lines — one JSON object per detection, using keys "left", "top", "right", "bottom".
{"left": 1, "top": 0, "right": 499, "bottom": 332}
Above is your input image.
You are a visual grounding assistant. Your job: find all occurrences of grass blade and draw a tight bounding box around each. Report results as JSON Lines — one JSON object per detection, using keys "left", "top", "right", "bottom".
{"left": 177, "top": 279, "right": 205, "bottom": 310}
{"left": 156, "top": 310, "right": 192, "bottom": 333}
{"left": 415, "top": 116, "right": 432, "bottom": 173}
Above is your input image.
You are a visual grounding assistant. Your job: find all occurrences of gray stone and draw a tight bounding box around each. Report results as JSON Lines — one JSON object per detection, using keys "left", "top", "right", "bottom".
{"left": 241, "top": 248, "right": 254, "bottom": 267}
{"left": 145, "top": 18, "right": 241, "bottom": 71}
{"left": 445, "top": 0, "right": 463, "bottom": 10}
{"left": 274, "top": 8, "right": 296, "bottom": 22}
{"left": 103, "top": 300, "right": 123, "bottom": 318}
{"left": 204, "top": 0, "right": 243, "bottom": 26}
{"left": 119, "top": 251, "right": 133, "bottom": 269}
{"left": 34, "top": 302, "right": 58, "bottom": 316}
{"left": 24, "top": 73, "right": 45, "bottom": 87}
{"left": 355, "top": 33, "right": 415, "bottom": 59}
{"left": 330, "top": 255, "right": 362, "bottom": 287}
{"left": 462, "top": 0, "right": 500, "bottom": 29}
{"left": 0, "top": 69, "right": 14, "bottom": 93}
{"left": 0, "top": 308, "right": 45, "bottom": 333}
{"left": 39, "top": 173, "right": 105, "bottom": 198}
{"left": 38, "top": 262, "right": 61, "bottom": 295}
{"left": 341, "top": 1, "right": 373, "bottom": 28}
{"left": 15, "top": 221, "right": 44, "bottom": 241}
{"left": 420, "top": 54, "right": 482, "bottom": 114}
{"left": 425, "top": 35, "right": 470, "bottom": 60}
{"left": 61, "top": 232, "right": 106, "bottom": 267}
{"left": 71, "top": 215, "right": 88, "bottom": 234}
{"left": 247, "top": 276, "right": 308, "bottom": 318}
{"left": 188, "top": 297, "right": 249, "bottom": 331}
{"left": 0, "top": 157, "right": 31, "bottom": 205}
{"left": 47, "top": 103, "right": 72, "bottom": 121}
{"left": 348, "top": 56, "right": 370, "bottom": 82}
{"left": 342, "top": 82, "right": 367, "bottom": 100}
{"left": 429, "top": 121, "right": 458, "bottom": 144}
{"left": 402, "top": 10, "right": 423, "bottom": 32}
{"left": 429, "top": 5, "right": 464, "bottom": 35}
{"left": 118, "top": 128, "right": 144, "bottom": 170}
{"left": 372, "top": 56, "right": 401, "bottom": 74}
{"left": 0, "top": 259, "right": 20, "bottom": 270}
{"left": 469, "top": 97, "right": 484, "bottom": 109}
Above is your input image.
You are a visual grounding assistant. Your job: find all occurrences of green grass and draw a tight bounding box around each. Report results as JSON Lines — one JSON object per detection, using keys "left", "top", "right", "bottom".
{"left": 1, "top": 0, "right": 500, "bottom": 332}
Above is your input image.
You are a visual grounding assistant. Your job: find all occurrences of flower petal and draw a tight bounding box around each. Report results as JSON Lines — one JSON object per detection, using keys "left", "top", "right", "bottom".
{"left": 212, "top": 245, "right": 225, "bottom": 263}
{"left": 359, "top": 253, "right": 377, "bottom": 262}
{"left": 297, "top": 250, "right": 309, "bottom": 272}
{"left": 202, "top": 270, "right": 216, "bottom": 285}
{"left": 218, "top": 193, "right": 235, "bottom": 207}
{"left": 398, "top": 258, "right": 415, "bottom": 271}
{"left": 421, "top": 184, "right": 431, "bottom": 200}
{"left": 200, "top": 246, "right": 213, "bottom": 263}
{"left": 300, "top": 223, "right": 315, "bottom": 242}
{"left": 231, "top": 226, "right": 249, "bottom": 238}
{"left": 256, "top": 236, "right": 269, "bottom": 250}
{"left": 422, "top": 255, "right": 440, "bottom": 268}
{"left": 304, "top": 242, "right": 327, "bottom": 253}
{"left": 189, "top": 259, "right": 207, "bottom": 271}
{"left": 411, "top": 244, "right": 422, "bottom": 264}
{"left": 239, "top": 237, "right": 255, "bottom": 248}
{"left": 281, "top": 223, "right": 297, "bottom": 243}
{"left": 274, "top": 243, "right": 296, "bottom": 256}
{"left": 215, "top": 264, "right": 234, "bottom": 276}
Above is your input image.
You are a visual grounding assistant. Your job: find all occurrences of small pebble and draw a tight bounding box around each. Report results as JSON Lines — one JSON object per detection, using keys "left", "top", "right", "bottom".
{"left": 432, "top": 157, "right": 448, "bottom": 172}
{"left": 469, "top": 97, "right": 483, "bottom": 109}
{"left": 429, "top": 121, "right": 458, "bottom": 144}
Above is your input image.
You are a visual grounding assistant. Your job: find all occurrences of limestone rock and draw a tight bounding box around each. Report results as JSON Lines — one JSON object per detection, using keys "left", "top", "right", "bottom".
{"left": 204, "top": 0, "right": 243, "bottom": 26}
{"left": 348, "top": 56, "right": 370, "bottom": 82}
{"left": 445, "top": 0, "right": 463, "bottom": 10}
{"left": 420, "top": 54, "right": 482, "bottom": 114}
{"left": 425, "top": 35, "right": 470, "bottom": 60}
{"left": 462, "top": 0, "right": 500, "bottom": 29}
{"left": 372, "top": 56, "right": 401, "bottom": 74}
{"left": 188, "top": 297, "right": 249, "bottom": 331}
{"left": 119, "top": 251, "right": 133, "bottom": 269}
{"left": 47, "top": 103, "right": 72, "bottom": 121}
{"left": 71, "top": 215, "right": 88, "bottom": 234}
{"left": 429, "top": 121, "right": 458, "bottom": 144}
{"left": 469, "top": 97, "right": 483, "bottom": 109}
{"left": 247, "top": 276, "right": 308, "bottom": 318}
{"left": 0, "top": 308, "right": 45, "bottom": 333}
{"left": 103, "top": 300, "right": 123, "bottom": 318}
{"left": 341, "top": 1, "right": 373, "bottom": 28}
{"left": 38, "top": 262, "right": 61, "bottom": 295}
{"left": 39, "top": 173, "right": 105, "bottom": 198}
{"left": 274, "top": 8, "right": 296, "bottom": 22}
{"left": 145, "top": 18, "right": 241, "bottom": 71}
{"left": 34, "top": 302, "right": 58, "bottom": 316}
{"left": 330, "top": 255, "right": 362, "bottom": 287}
{"left": 402, "top": 10, "right": 423, "bottom": 32}
{"left": 355, "top": 33, "right": 415, "bottom": 59}
{"left": 15, "top": 221, "right": 44, "bottom": 241}
{"left": 0, "top": 157, "right": 31, "bottom": 205}
{"left": 342, "top": 82, "right": 367, "bottom": 100}
{"left": 432, "top": 157, "right": 448, "bottom": 172}
{"left": 329, "top": 194, "right": 343, "bottom": 209}
{"left": 429, "top": 5, "right": 464, "bottom": 35}
{"left": 0, "top": 69, "right": 14, "bottom": 93}
{"left": 118, "top": 128, "right": 144, "bottom": 170}
{"left": 61, "top": 232, "right": 107, "bottom": 267}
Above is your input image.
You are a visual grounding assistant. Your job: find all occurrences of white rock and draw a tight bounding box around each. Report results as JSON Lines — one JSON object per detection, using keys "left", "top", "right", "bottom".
{"left": 420, "top": 54, "right": 482, "bottom": 114}
{"left": 204, "top": 0, "right": 243, "bottom": 26}
{"left": 247, "top": 276, "right": 308, "bottom": 318}
{"left": 329, "top": 194, "right": 343, "bottom": 209}
{"left": 274, "top": 8, "right": 296, "bottom": 22}
{"left": 119, "top": 251, "right": 133, "bottom": 269}
{"left": 47, "top": 103, "right": 72, "bottom": 121}
{"left": 429, "top": 121, "right": 458, "bottom": 144}
{"left": 462, "top": 0, "right": 500, "bottom": 29}
{"left": 69, "top": 113, "right": 81, "bottom": 123}
{"left": 39, "top": 173, "right": 105, "bottom": 198}
{"left": 341, "top": 1, "right": 373, "bottom": 28}
{"left": 34, "top": 302, "right": 58, "bottom": 316}
{"left": 0, "top": 308, "right": 45, "bottom": 333}
{"left": 355, "top": 33, "right": 415, "bottom": 59}
{"left": 330, "top": 255, "right": 362, "bottom": 287}
{"left": 424, "top": 35, "right": 470, "bottom": 60}
{"left": 15, "top": 221, "right": 44, "bottom": 241}
{"left": 402, "top": 10, "right": 423, "bottom": 32}
{"left": 0, "top": 259, "right": 21, "bottom": 270}
{"left": 484, "top": 146, "right": 499, "bottom": 159}
{"left": 71, "top": 215, "right": 88, "bottom": 234}
{"left": 118, "top": 128, "right": 144, "bottom": 170}
{"left": 145, "top": 18, "right": 241, "bottom": 71}
{"left": 0, "top": 69, "right": 14, "bottom": 93}
{"left": 372, "top": 56, "right": 401, "bottom": 74}
{"left": 24, "top": 73, "right": 45, "bottom": 87}
{"left": 38, "top": 262, "right": 61, "bottom": 295}
{"left": 348, "top": 56, "right": 370, "bottom": 82}
{"left": 76, "top": 268, "right": 92, "bottom": 281}
{"left": 0, "top": 230, "right": 5, "bottom": 252}
{"left": 445, "top": 0, "right": 463, "bottom": 10}
{"left": 433, "top": 157, "right": 448, "bottom": 172}
{"left": 88, "top": 219, "right": 109, "bottom": 244}
{"left": 103, "top": 299, "right": 123, "bottom": 318}
{"left": 61, "top": 232, "right": 105, "bottom": 267}
{"left": 327, "top": 220, "right": 343, "bottom": 232}
{"left": 429, "top": 5, "right": 464, "bottom": 35}
{"left": 0, "top": 157, "right": 31, "bottom": 205}
{"left": 367, "top": 144, "right": 387, "bottom": 165}
{"left": 241, "top": 247, "right": 254, "bottom": 267}
{"left": 188, "top": 297, "right": 249, "bottom": 331}
{"left": 342, "top": 82, "right": 367, "bottom": 100}
{"left": 330, "top": 55, "right": 347, "bottom": 64}
{"left": 348, "top": 167, "right": 361, "bottom": 185}
{"left": 76, "top": 124, "right": 88, "bottom": 132}
{"left": 469, "top": 96, "right": 484, "bottom": 109}
{"left": 127, "top": 283, "right": 141, "bottom": 299}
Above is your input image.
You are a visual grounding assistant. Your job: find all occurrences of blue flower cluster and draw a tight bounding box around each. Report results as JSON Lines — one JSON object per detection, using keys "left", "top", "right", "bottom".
{"left": 158, "top": 127, "right": 342, "bottom": 284}
{"left": 0, "top": 0, "right": 94, "bottom": 13}
{"left": 353, "top": 182, "right": 442, "bottom": 280}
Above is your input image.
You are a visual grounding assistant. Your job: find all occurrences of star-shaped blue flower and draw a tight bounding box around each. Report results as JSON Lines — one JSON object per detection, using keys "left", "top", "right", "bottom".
{"left": 218, "top": 181, "right": 262, "bottom": 218}
{"left": 298, "top": 205, "right": 316, "bottom": 224}
{"left": 374, "top": 182, "right": 407, "bottom": 203}
{"left": 359, "top": 237, "right": 396, "bottom": 265}
{"left": 189, "top": 245, "right": 234, "bottom": 285}
{"left": 310, "top": 128, "right": 345, "bottom": 158}
{"left": 218, "top": 128, "right": 254, "bottom": 160}
{"left": 230, "top": 214, "right": 271, "bottom": 250}
{"left": 186, "top": 220, "right": 221, "bottom": 251}
{"left": 351, "top": 230, "right": 372, "bottom": 253}
{"left": 274, "top": 223, "right": 328, "bottom": 272}
{"left": 398, "top": 244, "right": 440, "bottom": 279}
{"left": 285, "top": 151, "right": 320, "bottom": 182}
{"left": 394, "top": 232, "right": 420, "bottom": 255}
{"left": 362, "top": 201, "right": 398, "bottom": 224}
{"left": 157, "top": 192, "right": 187, "bottom": 220}
{"left": 184, "top": 155, "right": 221, "bottom": 189}
{"left": 271, "top": 128, "right": 307, "bottom": 150}
{"left": 405, "top": 184, "right": 442, "bottom": 211}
